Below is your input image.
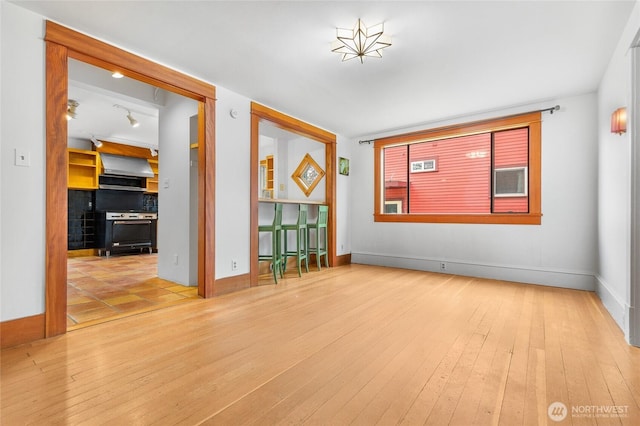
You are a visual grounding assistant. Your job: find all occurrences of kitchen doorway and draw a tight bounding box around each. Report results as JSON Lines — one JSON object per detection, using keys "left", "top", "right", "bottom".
{"left": 65, "top": 59, "right": 202, "bottom": 329}
{"left": 45, "top": 21, "right": 216, "bottom": 337}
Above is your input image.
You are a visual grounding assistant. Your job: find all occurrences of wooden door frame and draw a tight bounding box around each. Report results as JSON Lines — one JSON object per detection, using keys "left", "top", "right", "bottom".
{"left": 249, "top": 102, "right": 337, "bottom": 285}
{"left": 45, "top": 21, "right": 216, "bottom": 337}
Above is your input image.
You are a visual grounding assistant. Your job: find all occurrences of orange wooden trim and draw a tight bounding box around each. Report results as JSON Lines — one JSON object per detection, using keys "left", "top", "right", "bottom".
{"left": 46, "top": 21, "right": 215, "bottom": 101}
{"left": 373, "top": 112, "right": 542, "bottom": 226}
{"left": 250, "top": 102, "right": 336, "bottom": 145}
{"left": 250, "top": 112, "right": 260, "bottom": 286}
{"left": 373, "top": 213, "right": 542, "bottom": 225}
{"left": 374, "top": 111, "right": 542, "bottom": 148}
{"left": 373, "top": 144, "right": 382, "bottom": 222}
{"left": 1, "top": 314, "right": 45, "bottom": 349}
{"left": 203, "top": 97, "right": 216, "bottom": 298}
{"left": 46, "top": 41, "right": 69, "bottom": 338}
{"left": 326, "top": 142, "right": 337, "bottom": 267}
{"left": 67, "top": 249, "right": 99, "bottom": 258}
{"left": 334, "top": 254, "right": 352, "bottom": 267}
{"left": 198, "top": 102, "right": 206, "bottom": 297}
{"left": 96, "top": 141, "right": 156, "bottom": 159}
{"left": 213, "top": 274, "right": 251, "bottom": 296}
{"left": 528, "top": 120, "right": 542, "bottom": 216}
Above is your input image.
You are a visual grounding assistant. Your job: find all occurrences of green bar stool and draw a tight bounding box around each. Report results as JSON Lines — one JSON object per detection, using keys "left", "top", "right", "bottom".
{"left": 258, "top": 203, "right": 284, "bottom": 283}
{"left": 308, "top": 205, "right": 329, "bottom": 270}
{"left": 283, "top": 204, "right": 309, "bottom": 277}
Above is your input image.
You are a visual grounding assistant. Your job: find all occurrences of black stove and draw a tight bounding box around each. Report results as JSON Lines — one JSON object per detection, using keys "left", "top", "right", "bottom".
{"left": 96, "top": 209, "right": 158, "bottom": 257}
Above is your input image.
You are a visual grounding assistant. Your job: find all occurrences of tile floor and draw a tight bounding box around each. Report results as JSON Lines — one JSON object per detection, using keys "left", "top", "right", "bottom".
{"left": 67, "top": 253, "right": 199, "bottom": 329}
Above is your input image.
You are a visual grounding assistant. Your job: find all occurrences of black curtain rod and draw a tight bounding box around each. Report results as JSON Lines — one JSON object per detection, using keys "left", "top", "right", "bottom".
{"left": 358, "top": 104, "right": 560, "bottom": 145}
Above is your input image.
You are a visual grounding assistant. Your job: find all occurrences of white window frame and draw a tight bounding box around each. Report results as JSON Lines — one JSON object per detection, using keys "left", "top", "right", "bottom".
{"left": 494, "top": 166, "right": 528, "bottom": 197}
{"left": 410, "top": 159, "right": 437, "bottom": 173}
{"left": 384, "top": 200, "right": 403, "bottom": 214}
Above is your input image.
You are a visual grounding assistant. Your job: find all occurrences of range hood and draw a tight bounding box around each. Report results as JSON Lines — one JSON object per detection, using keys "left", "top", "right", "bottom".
{"left": 100, "top": 153, "right": 154, "bottom": 178}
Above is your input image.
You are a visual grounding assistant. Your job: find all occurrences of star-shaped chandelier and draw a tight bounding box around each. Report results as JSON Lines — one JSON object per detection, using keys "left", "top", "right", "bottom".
{"left": 331, "top": 19, "right": 392, "bottom": 64}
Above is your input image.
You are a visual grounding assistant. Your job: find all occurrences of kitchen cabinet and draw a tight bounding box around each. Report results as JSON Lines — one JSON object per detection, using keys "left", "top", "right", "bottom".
{"left": 68, "top": 148, "right": 100, "bottom": 189}
{"left": 259, "top": 155, "right": 274, "bottom": 198}
{"left": 147, "top": 159, "right": 159, "bottom": 193}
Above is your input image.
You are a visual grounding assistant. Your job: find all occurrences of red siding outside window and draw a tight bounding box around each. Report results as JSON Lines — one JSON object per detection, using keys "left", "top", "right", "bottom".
{"left": 408, "top": 134, "right": 491, "bottom": 213}
{"left": 383, "top": 146, "right": 408, "bottom": 213}
{"left": 493, "top": 128, "right": 529, "bottom": 213}
{"left": 382, "top": 128, "right": 529, "bottom": 215}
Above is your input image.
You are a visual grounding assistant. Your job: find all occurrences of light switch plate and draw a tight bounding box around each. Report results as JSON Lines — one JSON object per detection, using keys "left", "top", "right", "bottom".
{"left": 15, "top": 149, "right": 30, "bottom": 167}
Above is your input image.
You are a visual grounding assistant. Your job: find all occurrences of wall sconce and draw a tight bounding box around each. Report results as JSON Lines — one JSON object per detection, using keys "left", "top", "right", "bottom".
{"left": 611, "top": 107, "right": 627, "bottom": 135}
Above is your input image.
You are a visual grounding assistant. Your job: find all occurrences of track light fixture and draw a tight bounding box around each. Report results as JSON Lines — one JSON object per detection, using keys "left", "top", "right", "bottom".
{"left": 90, "top": 136, "right": 102, "bottom": 148}
{"left": 90, "top": 135, "right": 103, "bottom": 148}
{"left": 127, "top": 113, "right": 140, "bottom": 128}
{"left": 113, "top": 104, "right": 140, "bottom": 128}
{"left": 66, "top": 99, "right": 79, "bottom": 120}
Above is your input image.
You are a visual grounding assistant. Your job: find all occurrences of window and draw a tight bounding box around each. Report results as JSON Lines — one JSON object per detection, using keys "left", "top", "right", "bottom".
{"left": 495, "top": 167, "right": 527, "bottom": 197}
{"left": 384, "top": 200, "right": 402, "bottom": 213}
{"left": 374, "top": 111, "right": 541, "bottom": 224}
{"left": 410, "top": 159, "right": 437, "bottom": 173}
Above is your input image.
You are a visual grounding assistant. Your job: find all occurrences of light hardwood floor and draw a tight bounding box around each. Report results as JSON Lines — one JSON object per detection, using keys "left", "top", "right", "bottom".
{"left": 2, "top": 265, "right": 639, "bottom": 425}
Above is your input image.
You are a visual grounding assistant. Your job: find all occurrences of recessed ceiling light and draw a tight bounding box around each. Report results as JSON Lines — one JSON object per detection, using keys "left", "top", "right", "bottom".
{"left": 112, "top": 71, "right": 124, "bottom": 79}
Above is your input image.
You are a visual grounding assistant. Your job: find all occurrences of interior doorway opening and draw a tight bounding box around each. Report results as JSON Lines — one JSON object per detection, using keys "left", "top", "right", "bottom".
{"left": 45, "top": 21, "right": 216, "bottom": 338}
{"left": 65, "top": 58, "right": 202, "bottom": 329}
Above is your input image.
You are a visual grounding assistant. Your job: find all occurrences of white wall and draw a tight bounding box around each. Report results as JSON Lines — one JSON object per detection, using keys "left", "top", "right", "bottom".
{"left": 350, "top": 94, "right": 599, "bottom": 291}
{"left": 336, "top": 134, "right": 351, "bottom": 256}
{"left": 597, "top": 0, "right": 640, "bottom": 339}
{"left": 157, "top": 92, "right": 198, "bottom": 285}
{"left": 0, "top": 2, "right": 46, "bottom": 321}
{"left": 215, "top": 86, "right": 252, "bottom": 279}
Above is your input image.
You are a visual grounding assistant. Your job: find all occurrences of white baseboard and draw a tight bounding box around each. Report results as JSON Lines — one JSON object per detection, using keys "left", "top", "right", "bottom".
{"left": 595, "top": 275, "right": 630, "bottom": 338}
{"left": 351, "top": 252, "right": 596, "bottom": 291}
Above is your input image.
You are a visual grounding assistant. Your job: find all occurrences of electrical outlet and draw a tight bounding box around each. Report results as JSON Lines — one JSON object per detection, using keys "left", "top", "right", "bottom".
{"left": 231, "top": 259, "right": 238, "bottom": 271}
{"left": 440, "top": 262, "right": 446, "bottom": 271}
{"left": 173, "top": 254, "right": 179, "bottom": 265}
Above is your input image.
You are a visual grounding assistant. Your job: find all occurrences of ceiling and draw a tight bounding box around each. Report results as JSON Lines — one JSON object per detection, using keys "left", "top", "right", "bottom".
{"left": 14, "top": 0, "right": 636, "bottom": 138}
{"left": 68, "top": 59, "right": 163, "bottom": 148}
